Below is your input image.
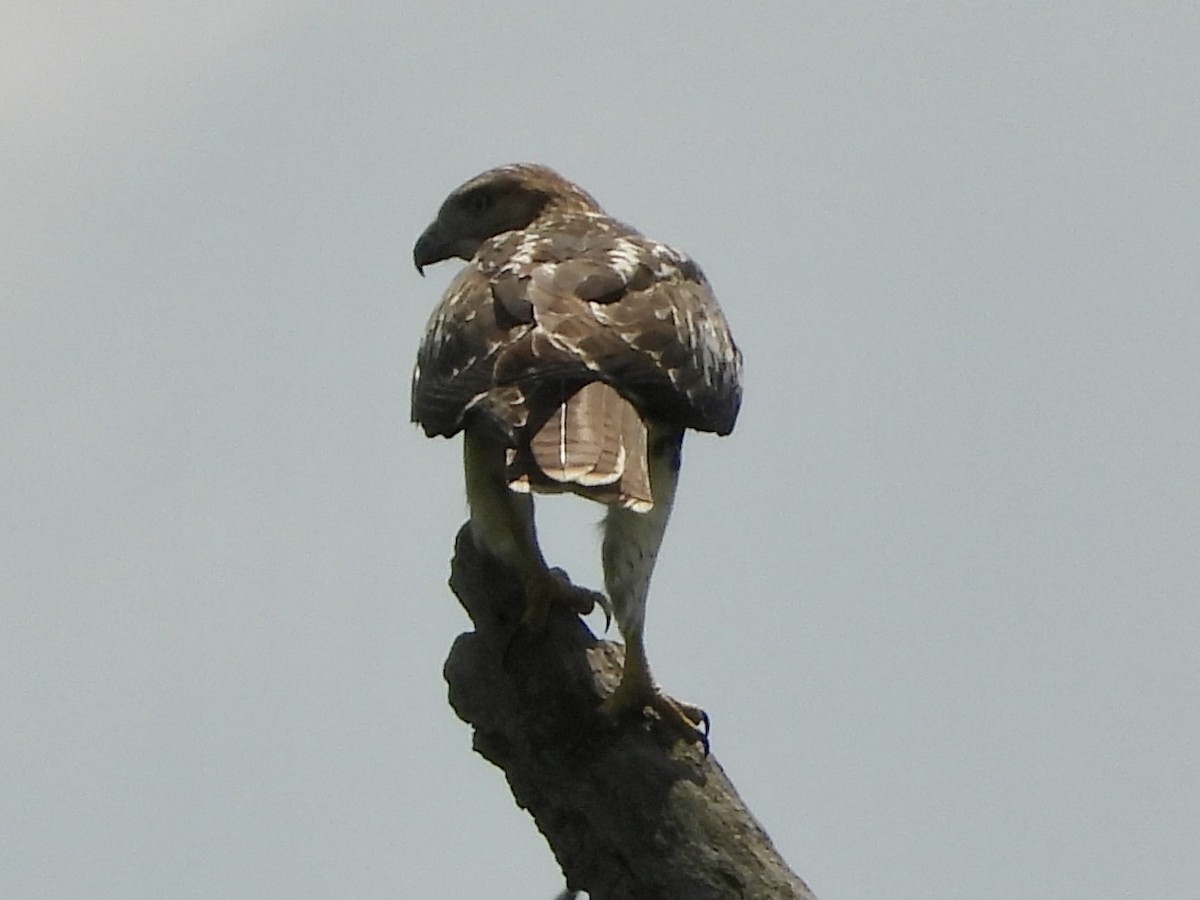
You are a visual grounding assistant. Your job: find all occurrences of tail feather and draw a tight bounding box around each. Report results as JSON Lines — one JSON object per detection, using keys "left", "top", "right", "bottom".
{"left": 509, "top": 382, "right": 652, "bottom": 511}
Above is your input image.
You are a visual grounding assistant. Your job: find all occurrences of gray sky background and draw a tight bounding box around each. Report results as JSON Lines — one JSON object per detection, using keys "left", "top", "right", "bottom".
{"left": 3, "top": 4, "right": 1198, "bottom": 898}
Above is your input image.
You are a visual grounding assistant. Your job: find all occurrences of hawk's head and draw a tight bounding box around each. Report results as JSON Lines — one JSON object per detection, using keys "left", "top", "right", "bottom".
{"left": 413, "top": 163, "right": 603, "bottom": 273}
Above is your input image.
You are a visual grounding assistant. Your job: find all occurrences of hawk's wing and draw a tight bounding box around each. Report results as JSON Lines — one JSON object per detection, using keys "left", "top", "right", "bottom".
{"left": 411, "top": 222, "right": 742, "bottom": 447}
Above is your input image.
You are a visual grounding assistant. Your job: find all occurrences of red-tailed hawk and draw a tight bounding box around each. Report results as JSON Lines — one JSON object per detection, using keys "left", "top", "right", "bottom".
{"left": 412, "top": 164, "right": 741, "bottom": 745}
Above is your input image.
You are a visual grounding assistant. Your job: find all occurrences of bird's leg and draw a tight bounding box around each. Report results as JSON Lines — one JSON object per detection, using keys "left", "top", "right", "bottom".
{"left": 463, "top": 432, "right": 606, "bottom": 627}
{"left": 604, "top": 629, "right": 709, "bottom": 745}
{"left": 599, "top": 428, "right": 708, "bottom": 747}
{"left": 524, "top": 566, "right": 609, "bottom": 628}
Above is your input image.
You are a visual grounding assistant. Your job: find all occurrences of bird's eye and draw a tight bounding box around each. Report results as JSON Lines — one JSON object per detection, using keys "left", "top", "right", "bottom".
{"left": 462, "top": 190, "right": 493, "bottom": 215}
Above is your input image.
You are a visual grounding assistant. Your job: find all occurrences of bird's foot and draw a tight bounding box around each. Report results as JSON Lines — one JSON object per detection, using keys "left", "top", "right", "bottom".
{"left": 522, "top": 567, "right": 611, "bottom": 630}
{"left": 601, "top": 680, "right": 710, "bottom": 753}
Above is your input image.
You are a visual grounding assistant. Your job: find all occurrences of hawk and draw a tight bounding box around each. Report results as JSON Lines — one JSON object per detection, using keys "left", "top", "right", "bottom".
{"left": 412, "top": 164, "right": 741, "bottom": 744}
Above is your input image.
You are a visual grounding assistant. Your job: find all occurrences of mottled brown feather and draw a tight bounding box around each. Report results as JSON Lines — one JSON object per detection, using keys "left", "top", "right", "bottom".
{"left": 411, "top": 164, "right": 741, "bottom": 508}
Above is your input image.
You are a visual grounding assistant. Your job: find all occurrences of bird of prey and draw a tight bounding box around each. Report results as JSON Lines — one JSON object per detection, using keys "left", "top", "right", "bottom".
{"left": 411, "top": 163, "right": 741, "bottom": 744}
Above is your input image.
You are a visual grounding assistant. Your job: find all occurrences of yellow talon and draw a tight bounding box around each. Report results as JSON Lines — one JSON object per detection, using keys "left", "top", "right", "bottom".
{"left": 601, "top": 633, "right": 709, "bottom": 750}
{"left": 522, "top": 568, "right": 609, "bottom": 628}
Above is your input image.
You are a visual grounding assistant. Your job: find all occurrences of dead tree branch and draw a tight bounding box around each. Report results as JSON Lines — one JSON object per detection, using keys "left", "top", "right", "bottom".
{"left": 442, "top": 524, "right": 816, "bottom": 900}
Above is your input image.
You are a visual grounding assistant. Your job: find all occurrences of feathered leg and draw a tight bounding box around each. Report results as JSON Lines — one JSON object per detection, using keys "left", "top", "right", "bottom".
{"left": 463, "top": 430, "right": 605, "bottom": 625}
{"left": 600, "top": 426, "right": 707, "bottom": 745}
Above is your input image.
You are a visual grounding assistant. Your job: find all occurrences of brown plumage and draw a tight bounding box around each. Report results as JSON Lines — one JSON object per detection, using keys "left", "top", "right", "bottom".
{"left": 511, "top": 381, "right": 652, "bottom": 511}
{"left": 411, "top": 163, "right": 742, "bottom": 746}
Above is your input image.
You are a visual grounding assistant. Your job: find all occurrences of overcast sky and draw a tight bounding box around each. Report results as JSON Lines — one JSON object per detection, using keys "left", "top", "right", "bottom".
{"left": 3, "top": 4, "right": 1198, "bottom": 899}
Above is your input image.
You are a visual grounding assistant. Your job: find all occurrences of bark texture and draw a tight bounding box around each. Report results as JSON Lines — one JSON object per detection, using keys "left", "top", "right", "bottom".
{"left": 443, "top": 524, "right": 816, "bottom": 900}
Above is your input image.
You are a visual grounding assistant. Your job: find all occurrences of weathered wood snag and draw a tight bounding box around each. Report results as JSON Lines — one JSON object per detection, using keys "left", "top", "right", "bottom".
{"left": 443, "top": 525, "right": 816, "bottom": 900}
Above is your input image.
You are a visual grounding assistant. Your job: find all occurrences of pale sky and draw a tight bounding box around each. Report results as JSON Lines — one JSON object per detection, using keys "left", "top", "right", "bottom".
{"left": 3, "top": 4, "right": 1198, "bottom": 899}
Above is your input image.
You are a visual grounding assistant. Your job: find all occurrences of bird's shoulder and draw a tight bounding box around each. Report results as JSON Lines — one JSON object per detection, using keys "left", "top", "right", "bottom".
{"left": 415, "top": 213, "right": 742, "bottom": 437}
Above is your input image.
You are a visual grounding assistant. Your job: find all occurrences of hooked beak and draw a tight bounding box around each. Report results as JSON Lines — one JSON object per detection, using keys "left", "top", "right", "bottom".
{"left": 413, "top": 221, "right": 450, "bottom": 276}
